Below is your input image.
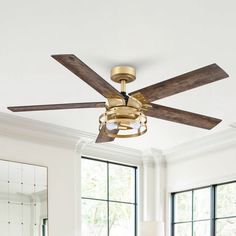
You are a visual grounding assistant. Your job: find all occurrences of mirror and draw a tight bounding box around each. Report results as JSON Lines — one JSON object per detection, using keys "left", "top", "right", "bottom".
{"left": 0, "top": 159, "right": 48, "bottom": 236}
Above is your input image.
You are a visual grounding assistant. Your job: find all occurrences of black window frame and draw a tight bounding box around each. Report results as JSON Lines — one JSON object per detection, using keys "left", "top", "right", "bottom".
{"left": 81, "top": 156, "right": 138, "bottom": 236}
{"left": 171, "top": 180, "right": 236, "bottom": 236}
{"left": 42, "top": 218, "right": 48, "bottom": 236}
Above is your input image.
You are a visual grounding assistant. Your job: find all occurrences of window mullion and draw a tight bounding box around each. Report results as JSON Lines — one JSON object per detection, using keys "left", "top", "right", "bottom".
{"left": 171, "top": 194, "right": 175, "bottom": 236}
{"left": 210, "top": 185, "right": 216, "bottom": 236}
{"left": 192, "top": 190, "right": 194, "bottom": 236}
{"left": 134, "top": 167, "right": 137, "bottom": 236}
{"left": 172, "top": 182, "right": 236, "bottom": 236}
{"left": 81, "top": 157, "right": 137, "bottom": 236}
{"left": 107, "top": 162, "right": 109, "bottom": 236}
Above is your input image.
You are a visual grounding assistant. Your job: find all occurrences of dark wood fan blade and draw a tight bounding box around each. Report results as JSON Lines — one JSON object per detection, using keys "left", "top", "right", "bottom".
{"left": 8, "top": 102, "right": 106, "bottom": 112}
{"left": 144, "top": 103, "right": 222, "bottom": 129}
{"left": 51, "top": 54, "right": 123, "bottom": 99}
{"left": 129, "top": 64, "right": 229, "bottom": 102}
{"left": 95, "top": 126, "right": 118, "bottom": 143}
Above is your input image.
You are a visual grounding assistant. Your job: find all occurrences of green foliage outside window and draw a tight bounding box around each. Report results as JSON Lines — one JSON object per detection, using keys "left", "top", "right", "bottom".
{"left": 81, "top": 157, "right": 137, "bottom": 236}
{"left": 172, "top": 182, "right": 236, "bottom": 236}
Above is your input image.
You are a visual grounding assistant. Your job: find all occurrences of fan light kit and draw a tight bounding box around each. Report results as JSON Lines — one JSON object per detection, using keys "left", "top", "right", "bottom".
{"left": 99, "top": 66, "right": 147, "bottom": 138}
{"left": 7, "top": 54, "right": 229, "bottom": 143}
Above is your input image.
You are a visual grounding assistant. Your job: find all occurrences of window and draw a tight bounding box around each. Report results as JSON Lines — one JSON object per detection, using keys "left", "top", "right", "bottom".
{"left": 42, "top": 218, "right": 48, "bottom": 236}
{"left": 81, "top": 157, "right": 137, "bottom": 236}
{"left": 171, "top": 181, "right": 236, "bottom": 236}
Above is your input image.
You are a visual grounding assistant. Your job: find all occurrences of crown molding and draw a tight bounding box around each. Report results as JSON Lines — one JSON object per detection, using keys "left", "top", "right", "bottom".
{"left": 0, "top": 112, "right": 86, "bottom": 149}
{"left": 163, "top": 125, "right": 236, "bottom": 164}
{"left": 230, "top": 122, "right": 236, "bottom": 128}
{"left": 83, "top": 142, "right": 142, "bottom": 166}
{"left": 2, "top": 112, "right": 235, "bottom": 166}
{"left": 142, "top": 148, "right": 166, "bottom": 167}
{"left": 0, "top": 112, "right": 142, "bottom": 164}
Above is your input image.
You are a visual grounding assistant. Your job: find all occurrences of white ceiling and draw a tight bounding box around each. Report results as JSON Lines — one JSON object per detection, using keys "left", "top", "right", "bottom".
{"left": 1, "top": 0, "right": 235, "bottom": 150}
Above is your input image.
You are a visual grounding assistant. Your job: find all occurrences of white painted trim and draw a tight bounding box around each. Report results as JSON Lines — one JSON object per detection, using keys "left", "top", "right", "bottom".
{"left": 0, "top": 112, "right": 144, "bottom": 236}
{"left": 74, "top": 139, "right": 88, "bottom": 236}
{"left": 230, "top": 122, "right": 236, "bottom": 128}
{"left": 83, "top": 142, "right": 142, "bottom": 166}
{"left": 2, "top": 113, "right": 236, "bottom": 236}
{"left": 141, "top": 149, "right": 166, "bottom": 221}
{"left": 163, "top": 126, "right": 236, "bottom": 164}
{"left": 2, "top": 112, "right": 236, "bottom": 167}
{"left": 167, "top": 172, "right": 236, "bottom": 194}
{"left": 0, "top": 112, "right": 142, "bottom": 165}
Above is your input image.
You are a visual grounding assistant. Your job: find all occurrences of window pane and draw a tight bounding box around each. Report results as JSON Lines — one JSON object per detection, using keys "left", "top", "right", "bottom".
{"left": 216, "top": 183, "right": 236, "bottom": 218}
{"left": 109, "top": 164, "right": 135, "bottom": 203}
{"left": 82, "top": 199, "right": 107, "bottom": 236}
{"left": 193, "top": 188, "right": 211, "bottom": 220}
{"left": 216, "top": 218, "right": 236, "bottom": 236}
{"left": 175, "top": 223, "right": 191, "bottom": 236}
{"left": 109, "top": 202, "right": 135, "bottom": 236}
{"left": 174, "top": 191, "right": 192, "bottom": 222}
{"left": 81, "top": 159, "right": 107, "bottom": 199}
{"left": 193, "top": 220, "right": 210, "bottom": 236}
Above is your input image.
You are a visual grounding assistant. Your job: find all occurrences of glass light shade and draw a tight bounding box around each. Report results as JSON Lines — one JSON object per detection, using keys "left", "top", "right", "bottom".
{"left": 130, "top": 120, "right": 141, "bottom": 130}
{"left": 140, "top": 221, "right": 164, "bottom": 236}
{"left": 99, "top": 106, "right": 147, "bottom": 138}
{"left": 106, "top": 122, "right": 118, "bottom": 130}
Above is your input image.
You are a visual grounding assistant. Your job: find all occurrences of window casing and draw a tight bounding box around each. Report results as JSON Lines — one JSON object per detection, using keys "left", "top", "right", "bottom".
{"left": 171, "top": 181, "right": 236, "bottom": 236}
{"left": 81, "top": 156, "right": 137, "bottom": 236}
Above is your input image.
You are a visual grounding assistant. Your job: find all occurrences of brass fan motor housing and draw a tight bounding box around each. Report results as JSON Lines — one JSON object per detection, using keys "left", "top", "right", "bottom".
{"left": 111, "top": 66, "right": 136, "bottom": 83}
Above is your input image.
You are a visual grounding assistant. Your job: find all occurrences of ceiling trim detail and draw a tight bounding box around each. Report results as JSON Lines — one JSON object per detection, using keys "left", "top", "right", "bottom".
{"left": 1, "top": 112, "right": 236, "bottom": 166}
{"left": 0, "top": 112, "right": 142, "bottom": 164}
{"left": 164, "top": 126, "right": 236, "bottom": 164}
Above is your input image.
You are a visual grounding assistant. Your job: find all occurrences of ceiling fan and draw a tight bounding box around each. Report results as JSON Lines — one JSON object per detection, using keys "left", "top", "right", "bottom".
{"left": 7, "top": 54, "right": 229, "bottom": 143}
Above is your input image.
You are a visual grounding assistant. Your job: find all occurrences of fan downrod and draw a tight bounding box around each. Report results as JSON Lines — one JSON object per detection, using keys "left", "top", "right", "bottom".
{"left": 111, "top": 66, "right": 136, "bottom": 93}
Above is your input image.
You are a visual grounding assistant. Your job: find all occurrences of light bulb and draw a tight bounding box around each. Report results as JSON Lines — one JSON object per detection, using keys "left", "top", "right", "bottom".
{"left": 130, "top": 121, "right": 141, "bottom": 130}
{"left": 106, "top": 122, "right": 118, "bottom": 130}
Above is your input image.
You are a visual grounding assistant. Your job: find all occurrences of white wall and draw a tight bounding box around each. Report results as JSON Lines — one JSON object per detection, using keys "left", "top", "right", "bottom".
{"left": 0, "top": 112, "right": 142, "bottom": 236}
{"left": 3, "top": 114, "right": 236, "bottom": 236}
{"left": 0, "top": 135, "right": 79, "bottom": 236}
{"left": 167, "top": 146, "right": 236, "bottom": 192}
{"left": 165, "top": 128, "right": 236, "bottom": 235}
{"left": 166, "top": 128, "right": 236, "bottom": 191}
